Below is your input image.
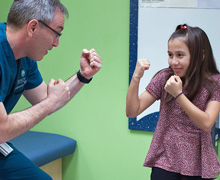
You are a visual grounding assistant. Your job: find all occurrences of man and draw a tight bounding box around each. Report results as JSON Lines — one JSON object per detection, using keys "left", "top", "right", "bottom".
{"left": 0, "top": 0, "right": 102, "bottom": 179}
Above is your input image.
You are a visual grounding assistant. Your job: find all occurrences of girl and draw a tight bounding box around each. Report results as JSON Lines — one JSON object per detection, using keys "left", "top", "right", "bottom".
{"left": 126, "top": 24, "right": 220, "bottom": 180}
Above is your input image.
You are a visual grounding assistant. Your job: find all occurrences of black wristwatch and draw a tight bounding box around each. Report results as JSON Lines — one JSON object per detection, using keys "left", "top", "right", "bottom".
{"left": 77, "top": 70, "right": 92, "bottom": 84}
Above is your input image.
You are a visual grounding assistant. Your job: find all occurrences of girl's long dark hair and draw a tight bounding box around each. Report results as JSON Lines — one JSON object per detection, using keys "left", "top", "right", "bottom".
{"left": 162, "top": 24, "right": 220, "bottom": 103}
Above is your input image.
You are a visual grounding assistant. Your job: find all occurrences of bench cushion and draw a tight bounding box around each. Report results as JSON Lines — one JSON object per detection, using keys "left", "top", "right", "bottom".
{"left": 9, "top": 131, "right": 77, "bottom": 167}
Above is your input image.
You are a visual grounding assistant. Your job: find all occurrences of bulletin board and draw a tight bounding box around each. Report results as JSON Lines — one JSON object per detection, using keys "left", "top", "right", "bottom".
{"left": 129, "top": 0, "right": 220, "bottom": 131}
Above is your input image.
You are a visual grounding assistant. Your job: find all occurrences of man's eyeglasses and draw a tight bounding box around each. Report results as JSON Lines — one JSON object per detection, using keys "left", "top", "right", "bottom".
{"left": 38, "top": 20, "right": 62, "bottom": 40}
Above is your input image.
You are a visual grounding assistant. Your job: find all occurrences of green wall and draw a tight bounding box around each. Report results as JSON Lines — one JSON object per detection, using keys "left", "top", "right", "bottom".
{"left": 1, "top": 1, "right": 220, "bottom": 180}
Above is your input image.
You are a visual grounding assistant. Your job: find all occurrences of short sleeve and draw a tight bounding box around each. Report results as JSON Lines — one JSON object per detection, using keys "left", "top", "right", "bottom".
{"left": 208, "top": 74, "right": 220, "bottom": 102}
{"left": 146, "top": 69, "right": 171, "bottom": 100}
{"left": 24, "top": 59, "right": 43, "bottom": 90}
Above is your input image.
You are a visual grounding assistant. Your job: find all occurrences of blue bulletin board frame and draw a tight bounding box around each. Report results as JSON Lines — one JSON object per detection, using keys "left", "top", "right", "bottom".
{"left": 128, "top": 0, "right": 220, "bottom": 136}
{"left": 128, "top": 0, "right": 219, "bottom": 152}
{"left": 129, "top": 0, "right": 159, "bottom": 132}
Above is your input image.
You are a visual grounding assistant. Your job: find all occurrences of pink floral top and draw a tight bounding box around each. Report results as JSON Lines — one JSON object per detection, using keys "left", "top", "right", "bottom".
{"left": 143, "top": 68, "right": 220, "bottom": 178}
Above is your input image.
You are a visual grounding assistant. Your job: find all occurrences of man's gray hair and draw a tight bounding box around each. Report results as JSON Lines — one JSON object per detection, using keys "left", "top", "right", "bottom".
{"left": 7, "top": 0, "right": 69, "bottom": 29}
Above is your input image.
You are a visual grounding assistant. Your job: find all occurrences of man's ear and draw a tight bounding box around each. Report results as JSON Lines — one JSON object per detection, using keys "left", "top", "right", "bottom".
{"left": 26, "top": 19, "right": 39, "bottom": 37}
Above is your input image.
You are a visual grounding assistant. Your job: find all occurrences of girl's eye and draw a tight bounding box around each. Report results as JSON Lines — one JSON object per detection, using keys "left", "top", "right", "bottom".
{"left": 178, "top": 53, "right": 184, "bottom": 57}
{"left": 168, "top": 53, "right": 173, "bottom": 57}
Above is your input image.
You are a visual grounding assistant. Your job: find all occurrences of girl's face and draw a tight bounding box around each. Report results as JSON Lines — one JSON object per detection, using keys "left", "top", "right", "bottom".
{"left": 168, "top": 37, "right": 190, "bottom": 77}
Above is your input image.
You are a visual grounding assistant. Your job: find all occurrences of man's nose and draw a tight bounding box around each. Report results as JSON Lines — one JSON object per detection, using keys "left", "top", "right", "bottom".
{"left": 53, "top": 38, "right": 59, "bottom": 47}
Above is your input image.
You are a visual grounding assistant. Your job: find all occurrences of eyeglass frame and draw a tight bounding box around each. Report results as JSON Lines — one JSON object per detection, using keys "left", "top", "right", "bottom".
{"left": 38, "top": 20, "right": 62, "bottom": 40}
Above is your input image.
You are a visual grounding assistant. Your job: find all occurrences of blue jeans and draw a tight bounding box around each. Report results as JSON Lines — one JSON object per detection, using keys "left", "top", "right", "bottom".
{"left": 151, "top": 167, "right": 213, "bottom": 180}
{"left": 0, "top": 143, "right": 52, "bottom": 180}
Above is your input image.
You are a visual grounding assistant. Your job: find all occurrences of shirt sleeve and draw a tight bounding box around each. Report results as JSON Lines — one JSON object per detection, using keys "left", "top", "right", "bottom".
{"left": 0, "top": 71, "right": 3, "bottom": 102}
{"left": 24, "top": 59, "right": 43, "bottom": 90}
{"left": 208, "top": 74, "right": 220, "bottom": 102}
{"left": 145, "top": 69, "right": 171, "bottom": 100}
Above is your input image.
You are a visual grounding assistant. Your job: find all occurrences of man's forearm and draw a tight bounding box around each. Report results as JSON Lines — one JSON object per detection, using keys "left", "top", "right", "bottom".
{"left": 0, "top": 98, "right": 52, "bottom": 143}
{"left": 0, "top": 74, "right": 85, "bottom": 143}
{"left": 65, "top": 73, "right": 85, "bottom": 99}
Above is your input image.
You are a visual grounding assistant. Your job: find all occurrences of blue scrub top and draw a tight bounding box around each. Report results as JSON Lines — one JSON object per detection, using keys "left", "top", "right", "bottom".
{"left": 0, "top": 23, "right": 43, "bottom": 114}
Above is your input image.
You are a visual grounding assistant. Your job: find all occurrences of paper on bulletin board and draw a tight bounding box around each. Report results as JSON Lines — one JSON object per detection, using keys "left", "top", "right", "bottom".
{"left": 141, "top": 0, "right": 197, "bottom": 8}
{"left": 141, "top": 0, "right": 220, "bottom": 9}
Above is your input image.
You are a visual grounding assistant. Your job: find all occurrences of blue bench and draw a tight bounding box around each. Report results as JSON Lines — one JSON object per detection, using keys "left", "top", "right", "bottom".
{"left": 9, "top": 131, "right": 77, "bottom": 179}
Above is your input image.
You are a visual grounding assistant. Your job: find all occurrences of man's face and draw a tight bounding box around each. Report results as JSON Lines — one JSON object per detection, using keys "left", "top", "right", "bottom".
{"left": 27, "top": 8, "right": 65, "bottom": 61}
